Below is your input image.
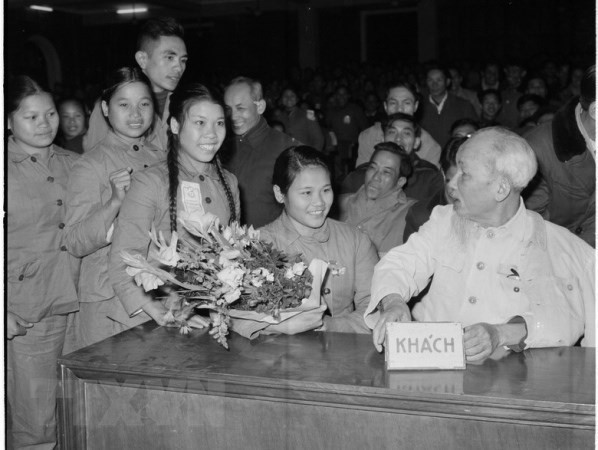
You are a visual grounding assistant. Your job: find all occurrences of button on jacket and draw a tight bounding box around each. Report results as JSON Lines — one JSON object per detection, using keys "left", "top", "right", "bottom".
{"left": 7, "top": 137, "right": 80, "bottom": 322}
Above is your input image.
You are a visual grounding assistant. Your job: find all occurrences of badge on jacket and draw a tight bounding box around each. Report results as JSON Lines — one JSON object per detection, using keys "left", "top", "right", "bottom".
{"left": 307, "top": 110, "right": 316, "bottom": 121}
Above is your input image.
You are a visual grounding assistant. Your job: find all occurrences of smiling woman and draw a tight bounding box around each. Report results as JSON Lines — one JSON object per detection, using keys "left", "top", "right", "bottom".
{"left": 259, "top": 146, "right": 379, "bottom": 334}
{"left": 64, "top": 67, "right": 165, "bottom": 352}
{"left": 108, "top": 82, "right": 241, "bottom": 335}
{"left": 6, "top": 75, "right": 79, "bottom": 449}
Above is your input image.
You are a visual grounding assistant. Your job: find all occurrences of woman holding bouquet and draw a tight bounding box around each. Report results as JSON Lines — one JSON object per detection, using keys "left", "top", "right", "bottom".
{"left": 6, "top": 75, "right": 80, "bottom": 448}
{"left": 260, "top": 146, "right": 379, "bottom": 333}
{"left": 109, "top": 83, "right": 240, "bottom": 329}
{"left": 64, "top": 67, "right": 165, "bottom": 351}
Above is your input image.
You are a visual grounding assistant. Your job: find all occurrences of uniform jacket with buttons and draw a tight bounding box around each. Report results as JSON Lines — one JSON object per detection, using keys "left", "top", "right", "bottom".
{"left": 338, "top": 186, "right": 417, "bottom": 255}
{"left": 109, "top": 160, "right": 240, "bottom": 317}
{"left": 260, "top": 212, "right": 379, "bottom": 334}
{"left": 7, "top": 137, "right": 80, "bottom": 322}
{"left": 366, "top": 202, "right": 595, "bottom": 348}
{"left": 224, "top": 117, "right": 297, "bottom": 228}
{"left": 65, "top": 131, "right": 166, "bottom": 304}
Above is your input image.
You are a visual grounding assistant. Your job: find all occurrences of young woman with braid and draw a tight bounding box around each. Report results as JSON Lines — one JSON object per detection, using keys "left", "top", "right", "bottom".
{"left": 109, "top": 83, "right": 240, "bottom": 329}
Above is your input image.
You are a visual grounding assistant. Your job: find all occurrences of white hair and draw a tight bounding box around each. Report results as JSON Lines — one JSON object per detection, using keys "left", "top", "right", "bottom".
{"left": 473, "top": 127, "right": 538, "bottom": 192}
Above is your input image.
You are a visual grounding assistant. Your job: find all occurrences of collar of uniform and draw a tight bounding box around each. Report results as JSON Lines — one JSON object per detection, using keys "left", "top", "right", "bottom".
{"left": 178, "top": 160, "right": 219, "bottom": 180}
{"left": 354, "top": 184, "right": 409, "bottom": 212}
{"left": 7, "top": 135, "right": 58, "bottom": 163}
{"left": 479, "top": 198, "right": 529, "bottom": 242}
{"left": 277, "top": 210, "right": 331, "bottom": 245}
{"left": 236, "top": 116, "right": 270, "bottom": 145}
{"left": 105, "top": 130, "right": 157, "bottom": 153}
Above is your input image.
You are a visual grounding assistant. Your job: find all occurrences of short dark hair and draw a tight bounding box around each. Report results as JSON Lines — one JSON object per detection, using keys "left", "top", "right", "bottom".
{"left": 426, "top": 66, "right": 451, "bottom": 81}
{"left": 450, "top": 118, "right": 480, "bottom": 135}
{"left": 516, "top": 94, "right": 545, "bottom": 111}
{"left": 579, "top": 65, "right": 596, "bottom": 111}
{"left": 137, "top": 17, "right": 185, "bottom": 52}
{"left": 440, "top": 136, "right": 468, "bottom": 173}
{"left": 478, "top": 89, "right": 502, "bottom": 104}
{"left": 272, "top": 146, "right": 330, "bottom": 195}
{"left": 371, "top": 141, "right": 413, "bottom": 179}
{"left": 385, "top": 81, "right": 418, "bottom": 101}
{"left": 384, "top": 112, "right": 421, "bottom": 138}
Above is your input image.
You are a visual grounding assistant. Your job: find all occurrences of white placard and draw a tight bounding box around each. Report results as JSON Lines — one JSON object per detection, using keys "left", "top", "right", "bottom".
{"left": 385, "top": 322, "right": 466, "bottom": 370}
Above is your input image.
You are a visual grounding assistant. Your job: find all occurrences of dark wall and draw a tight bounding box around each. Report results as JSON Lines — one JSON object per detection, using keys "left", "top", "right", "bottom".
{"left": 436, "top": 0, "right": 595, "bottom": 66}
{"left": 4, "top": 0, "right": 595, "bottom": 103}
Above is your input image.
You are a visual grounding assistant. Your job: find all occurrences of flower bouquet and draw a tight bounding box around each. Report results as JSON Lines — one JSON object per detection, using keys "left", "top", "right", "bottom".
{"left": 120, "top": 211, "right": 328, "bottom": 348}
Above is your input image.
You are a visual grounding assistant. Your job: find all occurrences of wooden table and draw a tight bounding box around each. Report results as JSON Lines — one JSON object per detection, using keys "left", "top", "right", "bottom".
{"left": 58, "top": 323, "right": 595, "bottom": 449}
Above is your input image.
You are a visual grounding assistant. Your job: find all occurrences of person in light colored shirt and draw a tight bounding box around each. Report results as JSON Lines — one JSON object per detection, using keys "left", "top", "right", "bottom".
{"left": 365, "top": 127, "right": 595, "bottom": 362}
{"left": 339, "top": 141, "right": 417, "bottom": 256}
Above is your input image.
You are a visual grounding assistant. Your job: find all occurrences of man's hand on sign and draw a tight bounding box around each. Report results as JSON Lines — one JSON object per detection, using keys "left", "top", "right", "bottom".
{"left": 373, "top": 294, "right": 411, "bottom": 352}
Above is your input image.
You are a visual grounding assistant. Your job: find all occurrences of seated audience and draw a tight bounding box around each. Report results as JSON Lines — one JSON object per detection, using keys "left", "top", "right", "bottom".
{"left": 450, "top": 118, "right": 480, "bottom": 138}
{"left": 365, "top": 127, "right": 595, "bottom": 362}
{"left": 524, "top": 65, "right": 595, "bottom": 247}
{"left": 260, "top": 146, "right": 379, "bottom": 333}
{"left": 421, "top": 66, "right": 478, "bottom": 147}
{"left": 498, "top": 62, "right": 526, "bottom": 129}
{"left": 278, "top": 86, "right": 324, "bottom": 150}
{"left": 356, "top": 81, "right": 441, "bottom": 168}
{"left": 339, "top": 141, "right": 417, "bottom": 255}
{"left": 342, "top": 113, "right": 444, "bottom": 204}
{"left": 325, "top": 85, "right": 369, "bottom": 179}
{"left": 477, "top": 89, "right": 502, "bottom": 128}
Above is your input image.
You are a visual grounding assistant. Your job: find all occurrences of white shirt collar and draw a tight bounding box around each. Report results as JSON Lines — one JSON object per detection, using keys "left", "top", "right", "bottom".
{"left": 428, "top": 92, "right": 448, "bottom": 114}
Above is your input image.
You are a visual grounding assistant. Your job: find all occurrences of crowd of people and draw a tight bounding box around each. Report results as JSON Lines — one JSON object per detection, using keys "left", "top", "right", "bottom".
{"left": 5, "top": 16, "right": 595, "bottom": 449}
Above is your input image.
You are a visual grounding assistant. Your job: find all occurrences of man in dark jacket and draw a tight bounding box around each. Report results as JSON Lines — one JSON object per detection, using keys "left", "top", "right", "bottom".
{"left": 420, "top": 67, "right": 478, "bottom": 147}
{"left": 224, "top": 76, "right": 298, "bottom": 228}
{"left": 524, "top": 65, "right": 595, "bottom": 247}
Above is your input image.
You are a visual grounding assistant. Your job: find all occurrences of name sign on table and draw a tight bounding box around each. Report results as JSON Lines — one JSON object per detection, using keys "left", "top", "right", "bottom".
{"left": 385, "top": 322, "right": 465, "bottom": 370}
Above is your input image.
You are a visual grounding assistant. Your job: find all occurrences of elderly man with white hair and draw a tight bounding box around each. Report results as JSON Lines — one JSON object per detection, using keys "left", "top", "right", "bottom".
{"left": 365, "top": 127, "right": 595, "bottom": 362}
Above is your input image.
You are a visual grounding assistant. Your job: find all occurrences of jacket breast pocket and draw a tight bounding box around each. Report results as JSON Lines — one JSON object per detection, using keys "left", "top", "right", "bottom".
{"left": 8, "top": 259, "right": 41, "bottom": 283}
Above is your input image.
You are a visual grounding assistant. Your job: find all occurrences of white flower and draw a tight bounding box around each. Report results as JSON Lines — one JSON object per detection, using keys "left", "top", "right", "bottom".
{"left": 178, "top": 210, "right": 220, "bottom": 238}
{"left": 148, "top": 227, "right": 180, "bottom": 267}
{"left": 292, "top": 261, "right": 307, "bottom": 276}
{"left": 125, "top": 268, "right": 165, "bottom": 291}
{"left": 218, "top": 249, "right": 241, "bottom": 267}
{"left": 217, "top": 266, "right": 245, "bottom": 288}
{"left": 250, "top": 277, "right": 264, "bottom": 288}
{"left": 284, "top": 268, "right": 294, "bottom": 279}
{"left": 223, "top": 288, "right": 241, "bottom": 304}
{"left": 222, "top": 227, "right": 234, "bottom": 243}
{"left": 247, "top": 225, "right": 260, "bottom": 239}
